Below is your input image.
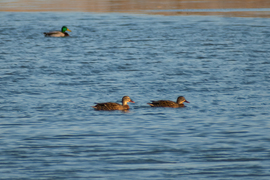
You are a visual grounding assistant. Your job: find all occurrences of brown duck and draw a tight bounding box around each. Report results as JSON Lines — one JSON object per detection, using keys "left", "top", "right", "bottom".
{"left": 92, "top": 96, "right": 135, "bottom": 111}
{"left": 147, "top": 96, "right": 189, "bottom": 108}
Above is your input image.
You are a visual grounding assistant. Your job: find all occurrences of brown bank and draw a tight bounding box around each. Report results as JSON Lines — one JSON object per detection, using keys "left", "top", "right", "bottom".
{"left": 1, "top": 0, "right": 270, "bottom": 17}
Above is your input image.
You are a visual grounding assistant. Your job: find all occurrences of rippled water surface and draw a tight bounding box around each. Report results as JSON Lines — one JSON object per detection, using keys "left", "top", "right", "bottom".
{"left": 1, "top": 12, "right": 270, "bottom": 179}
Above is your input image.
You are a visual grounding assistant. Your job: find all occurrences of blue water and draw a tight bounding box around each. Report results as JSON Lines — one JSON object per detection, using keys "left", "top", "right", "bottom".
{"left": 1, "top": 12, "right": 270, "bottom": 179}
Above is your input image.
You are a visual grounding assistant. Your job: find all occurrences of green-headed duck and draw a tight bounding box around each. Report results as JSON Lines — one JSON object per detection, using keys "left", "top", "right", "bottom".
{"left": 44, "top": 26, "right": 71, "bottom": 37}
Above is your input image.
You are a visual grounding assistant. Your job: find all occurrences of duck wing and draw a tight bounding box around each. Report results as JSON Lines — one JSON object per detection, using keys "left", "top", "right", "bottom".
{"left": 148, "top": 100, "right": 177, "bottom": 107}
{"left": 93, "top": 102, "right": 122, "bottom": 111}
{"left": 44, "top": 31, "right": 65, "bottom": 37}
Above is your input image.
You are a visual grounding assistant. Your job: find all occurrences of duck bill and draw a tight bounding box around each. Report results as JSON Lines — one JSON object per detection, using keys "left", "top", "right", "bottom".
{"left": 67, "top": 28, "right": 72, "bottom": 32}
{"left": 185, "top": 100, "right": 190, "bottom": 103}
{"left": 129, "top": 100, "right": 135, "bottom": 103}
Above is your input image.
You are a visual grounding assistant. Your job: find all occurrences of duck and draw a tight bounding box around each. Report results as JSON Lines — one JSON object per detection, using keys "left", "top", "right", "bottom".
{"left": 147, "top": 96, "right": 189, "bottom": 108}
{"left": 92, "top": 96, "right": 135, "bottom": 111}
{"left": 44, "top": 26, "right": 71, "bottom": 37}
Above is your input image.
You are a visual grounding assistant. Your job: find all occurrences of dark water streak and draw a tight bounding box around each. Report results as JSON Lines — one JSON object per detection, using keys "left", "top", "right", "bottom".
{"left": 0, "top": 12, "right": 270, "bottom": 179}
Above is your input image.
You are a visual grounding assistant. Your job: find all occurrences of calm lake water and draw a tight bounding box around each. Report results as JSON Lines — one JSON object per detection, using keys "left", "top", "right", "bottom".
{"left": 1, "top": 12, "right": 270, "bottom": 179}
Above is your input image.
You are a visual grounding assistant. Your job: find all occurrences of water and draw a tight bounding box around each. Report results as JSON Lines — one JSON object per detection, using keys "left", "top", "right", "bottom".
{"left": 1, "top": 12, "right": 270, "bottom": 179}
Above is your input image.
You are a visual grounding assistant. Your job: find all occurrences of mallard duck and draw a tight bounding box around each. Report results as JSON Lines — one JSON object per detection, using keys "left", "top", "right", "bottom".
{"left": 44, "top": 26, "right": 71, "bottom": 37}
{"left": 92, "top": 96, "right": 135, "bottom": 111}
{"left": 147, "top": 96, "right": 189, "bottom": 108}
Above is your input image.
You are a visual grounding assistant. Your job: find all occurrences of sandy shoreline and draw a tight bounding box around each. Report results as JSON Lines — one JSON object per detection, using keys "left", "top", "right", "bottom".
{"left": 1, "top": 0, "right": 270, "bottom": 17}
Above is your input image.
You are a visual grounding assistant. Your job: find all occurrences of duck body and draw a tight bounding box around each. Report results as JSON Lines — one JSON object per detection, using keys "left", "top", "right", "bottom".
{"left": 93, "top": 102, "right": 130, "bottom": 111}
{"left": 44, "top": 31, "right": 69, "bottom": 37}
{"left": 44, "top": 26, "right": 71, "bottom": 37}
{"left": 147, "top": 96, "right": 189, "bottom": 108}
{"left": 92, "top": 96, "right": 135, "bottom": 111}
{"left": 148, "top": 100, "right": 184, "bottom": 108}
